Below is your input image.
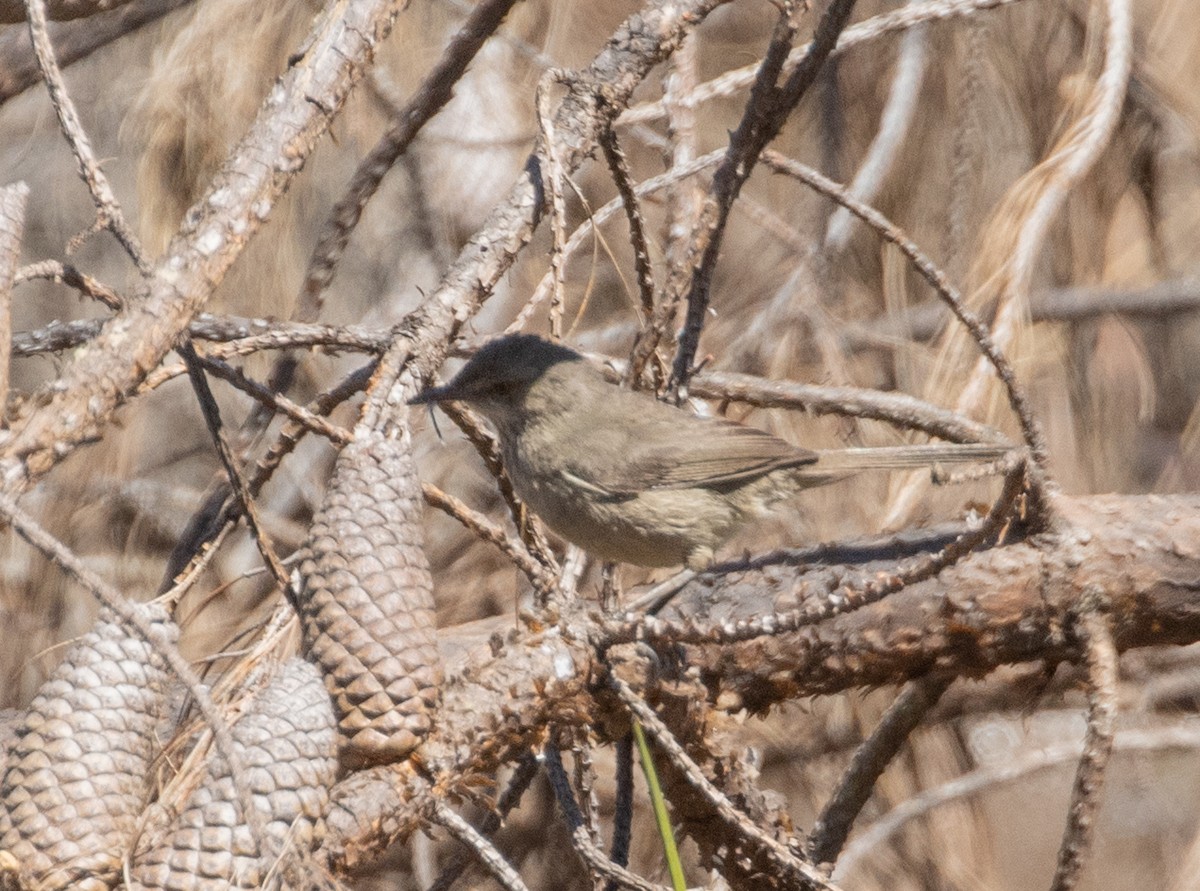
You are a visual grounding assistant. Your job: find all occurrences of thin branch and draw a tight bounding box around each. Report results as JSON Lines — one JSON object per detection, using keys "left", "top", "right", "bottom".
{"left": 177, "top": 340, "right": 294, "bottom": 604}
{"left": 14, "top": 258, "right": 122, "bottom": 309}
{"left": 421, "top": 481, "right": 555, "bottom": 595}
{"left": 824, "top": 18, "right": 928, "bottom": 252}
{"left": 618, "top": 0, "right": 1031, "bottom": 128}
{"left": 193, "top": 351, "right": 353, "bottom": 445}
{"left": 834, "top": 722, "right": 1200, "bottom": 881}
{"left": 0, "top": 0, "right": 190, "bottom": 103}
{"left": 430, "top": 800, "right": 531, "bottom": 891}
{"left": 670, "top": 0, "right": 858, "bottom": 392}
{"left": 544, "top": 745, "right": 672, "bottom": 891}
{"left": 759, "top": 151, "right": 1050, "bottom": 482}
{"left": 12, "top": 314, "right": 385, "bottom": 358}
{"left": 428, "top": 754, "right": 540, "bottom": 891}
{"left": 610, "top": 677, "right": 841, "bottom": 891}
{"left": 597, "top": 117, "right": 656, "bottom": 326}
{"left": 25, "top": 0, "right": 149, "bottom": 272}
{"left": 606, "top": 733, "right": 635, "bottom": 891}
{"left": 295, "top": 0, "right": 522, "bottom": 321}
{"left": 160, "top": 360, "right": 375, "bottom": 590}
{"left": 510, "top": 148, "right": 725, "bottom": 336}
{"left": 437, "top": 398, "right": 559, "bottom": 575}
{"left": 1049, "top": 598, "right": 1119, "bottom": 891}
{"left": 808, "top": 674, "right": 954, "bottom": 866}
{"left": 930, "top": 0, "right": 1131, "bottom": 485}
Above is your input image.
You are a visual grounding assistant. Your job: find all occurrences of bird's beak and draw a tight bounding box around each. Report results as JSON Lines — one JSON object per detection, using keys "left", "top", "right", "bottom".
{"left": 408, "top": 383, "right": 461, "bottom": 406}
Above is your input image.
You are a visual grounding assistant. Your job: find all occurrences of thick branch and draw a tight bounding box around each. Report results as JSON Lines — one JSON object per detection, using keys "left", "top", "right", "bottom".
{"left": 322, "top": 492, "right": 1200, "bottom": 873}
{"left": 656, "top": 494, "right": 1200, "bottom": 706}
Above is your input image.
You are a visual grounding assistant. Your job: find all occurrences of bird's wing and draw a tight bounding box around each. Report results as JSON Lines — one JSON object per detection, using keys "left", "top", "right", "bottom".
{"left": 571, "top": 419, "right": 818, "bottom": 497}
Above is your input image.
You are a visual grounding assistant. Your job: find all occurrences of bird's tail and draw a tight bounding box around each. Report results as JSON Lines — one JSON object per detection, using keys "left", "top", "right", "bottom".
{"left": 797, "top": 442, "right": 1015, "bottom": 484}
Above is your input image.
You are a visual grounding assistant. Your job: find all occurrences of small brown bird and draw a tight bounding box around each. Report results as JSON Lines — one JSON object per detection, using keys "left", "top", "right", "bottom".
{"left": 412, "top": 335, "right": 1008, "bottom": 570}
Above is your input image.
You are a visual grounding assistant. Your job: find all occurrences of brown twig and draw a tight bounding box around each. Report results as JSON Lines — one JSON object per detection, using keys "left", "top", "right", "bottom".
{"left": 670, "top": 0, "right": 858, "bottom": 394}
{"left": 436, "top": 398, "right": 558, "bottom": 574}
{"left": 536, "top": 68, "right": 572, "bottom": 340}
{"left": 429, "top": 800, "right": 531, "bottom": 891}
{"left": 295, "top": 0, "right": 522, "bottom": 322}
{"left": 427, "top": 753, "right": 540, "bottom": 891}
{"left": 0, "top": 183, "right": 28, "bottom": 409}
{"left": 511, "top": 148, "right": 725, "bottom": 337}
{"left": 421, "top": 481, "right": 554, "bottom": 595}
{"left": 14, "top": 258, "right": 122, "bottom": 309}
{"left": 618, "top": 0, "right": 1031, "bottom": 128}
{"left": 589, "top": 353, "right": 1009, "bottom": 446}
{"left": 610, "top": 676, "right": 841, "bottom": 891}
{"left": 25, "top": 0, "right": 149, "bottom": 272}
{"left": 808, "top": 674, "right": 954, "bottom": 866}
{"left": 160, "top": 360, "right": 375, "bottom": 590}
{"left": 177, "top": 340, "right": 294, "bottom": 604}
{"left": 1049, "top": 595, "right": 1119, "bottom": 891}
{"left": 597, "top": 114, "right": 656, "bottom": 328}
{"left": 193, "top": 351, "right": 353, "bottom": 445}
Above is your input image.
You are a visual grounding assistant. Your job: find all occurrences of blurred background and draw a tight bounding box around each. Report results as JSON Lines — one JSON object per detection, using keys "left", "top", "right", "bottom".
{"left": 2, "top": 0, "right": 1200, "bottom": 887}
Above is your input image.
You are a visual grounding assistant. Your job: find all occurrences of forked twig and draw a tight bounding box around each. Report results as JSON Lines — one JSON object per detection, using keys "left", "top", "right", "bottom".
{"left": 671, "top": 0, "right": 858, "bottom": 393}
{"left": 177, "top": 341, "right": 294, "bottom": 605}
{"left": 25, "top": 0, "right": 150, "bottom": 272}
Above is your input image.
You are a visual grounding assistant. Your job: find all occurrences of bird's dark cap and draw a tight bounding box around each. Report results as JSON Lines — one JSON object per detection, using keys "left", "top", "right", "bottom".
{"left": 407, "top": 334, "right": 584, "bottom": 405}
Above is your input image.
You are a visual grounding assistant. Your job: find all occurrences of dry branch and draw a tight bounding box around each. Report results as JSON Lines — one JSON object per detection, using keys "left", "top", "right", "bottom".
{"left": 0, "top": 0, "right": 407, "bottom": 494}
{"left": 319, "top": 492, "right": 1200, "bottom": 875}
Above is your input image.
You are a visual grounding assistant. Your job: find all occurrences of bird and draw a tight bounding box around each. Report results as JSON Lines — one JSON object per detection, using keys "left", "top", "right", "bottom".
{"left": 411, "top": 334, "right": 1010, "bottom": 570}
